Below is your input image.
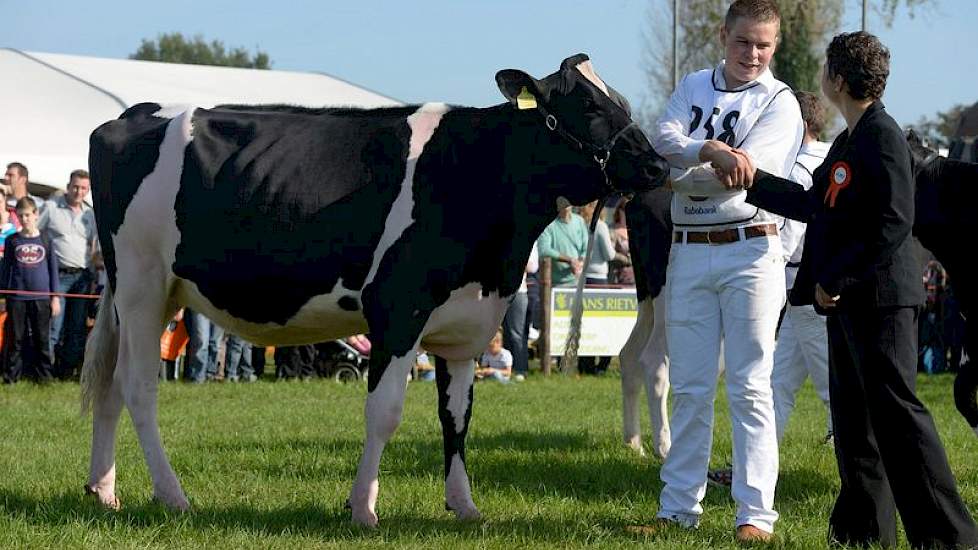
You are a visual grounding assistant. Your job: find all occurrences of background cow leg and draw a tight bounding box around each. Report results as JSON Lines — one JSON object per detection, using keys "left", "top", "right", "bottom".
{"left": 86, "top": 377, "right": 124, "bottom": 509}
{"left": 620, "top": 297, "right": 654, "bottom": 455}
{"left": 117, "top": 297, "right": 188, "bottom": 510}
{"left": 643, "top": 295, "right": 671, "bottom": 460}
{"left": 348, "top": 347, "right": 415, "bottom": 527}
{"left": 435, "top": 355, "right": 479, "bottom": 520}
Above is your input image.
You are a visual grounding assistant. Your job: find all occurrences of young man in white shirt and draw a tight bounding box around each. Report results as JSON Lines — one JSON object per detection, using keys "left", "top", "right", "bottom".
{"left": 650, "top": 0, "right": 803, "bottom": 542}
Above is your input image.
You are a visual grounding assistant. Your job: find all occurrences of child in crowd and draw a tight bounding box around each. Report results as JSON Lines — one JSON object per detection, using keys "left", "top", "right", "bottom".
{"left": 415, "top": 349, "right": 435, "bottom": 381}
{"left": 0, "top": 197, "right": 60, "bottom": 383}
{"left": 477, "top": 330, "right": 512, "bottom": 383}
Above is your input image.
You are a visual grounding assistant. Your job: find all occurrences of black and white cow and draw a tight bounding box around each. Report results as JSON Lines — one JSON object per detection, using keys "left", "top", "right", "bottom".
{"left": 79, "top": 54, "right": 668, "bottom": 526}
{"left": 908, "top": 130, "right": 978, "bottom": 436}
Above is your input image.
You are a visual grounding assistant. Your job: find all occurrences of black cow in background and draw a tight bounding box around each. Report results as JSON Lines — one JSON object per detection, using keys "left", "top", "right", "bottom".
{"left": 908, "top": 130, "right": 978, "bottom": 435}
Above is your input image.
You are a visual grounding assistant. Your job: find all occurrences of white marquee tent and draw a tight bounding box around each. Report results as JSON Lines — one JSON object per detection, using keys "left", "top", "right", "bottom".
{"left": 0, "top": 48, "right": 402, "bottom": 193}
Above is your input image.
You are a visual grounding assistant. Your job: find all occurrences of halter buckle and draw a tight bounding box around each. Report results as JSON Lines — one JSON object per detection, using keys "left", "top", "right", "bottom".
{"left": 545, "top": 114, "right": 558, "bottom": 131}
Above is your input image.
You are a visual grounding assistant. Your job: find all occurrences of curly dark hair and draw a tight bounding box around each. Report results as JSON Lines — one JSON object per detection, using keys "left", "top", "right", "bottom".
{"left": 825, "top": 31, "right": 890, "bottom": 101}
{"left": 794, "top": 91, "right": 827, "bottom": 138}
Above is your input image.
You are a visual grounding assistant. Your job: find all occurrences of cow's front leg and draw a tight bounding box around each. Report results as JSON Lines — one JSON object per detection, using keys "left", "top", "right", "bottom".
{"left": 348, "top": 348, "right": 415, "bottom": 527}
{"left": 435, "top": 355, "right": 480, "bottom": 520}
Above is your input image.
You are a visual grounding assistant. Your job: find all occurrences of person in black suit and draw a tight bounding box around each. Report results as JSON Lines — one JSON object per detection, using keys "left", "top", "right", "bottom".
{"left": 725, "top": 31, "right": 978, "bottom": 549}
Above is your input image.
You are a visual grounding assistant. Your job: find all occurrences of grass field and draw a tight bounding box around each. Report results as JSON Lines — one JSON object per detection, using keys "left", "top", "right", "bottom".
{"left": 1, "top": 369, "right": 976, "bottom": 549}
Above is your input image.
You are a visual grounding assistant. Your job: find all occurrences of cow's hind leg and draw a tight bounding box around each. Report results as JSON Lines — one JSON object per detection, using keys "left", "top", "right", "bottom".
{"left": 86, "top": 378, "right": 125, "bottom": 509}
{"left": 82, "top": 286, "right": 124, "bottom": 509}
{"left": 116, "top": 287, "right": 188, "bottom": 510}
{"left": 620, "top": 297, "right": 654, "bottom": 455}
{"left": 435, "top": 355, "right": 480, "bottom": 520}
{"left": 348, "top": 348, "right": 416, "bottom": 527}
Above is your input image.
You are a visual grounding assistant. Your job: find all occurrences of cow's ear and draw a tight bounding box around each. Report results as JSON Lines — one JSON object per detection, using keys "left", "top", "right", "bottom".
{"left": 560, "top": 53, "right": 590, "bottom": 71}
{"left": 496, "top": 70, "right": 547, "bottom": 109}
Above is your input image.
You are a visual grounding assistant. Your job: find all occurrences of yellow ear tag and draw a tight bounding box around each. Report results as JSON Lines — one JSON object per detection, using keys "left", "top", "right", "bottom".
{"left": 516, "top": 86, "right": 537, "bottom": 110}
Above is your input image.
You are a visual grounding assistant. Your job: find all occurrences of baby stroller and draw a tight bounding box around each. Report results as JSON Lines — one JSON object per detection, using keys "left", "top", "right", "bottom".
{"left": 314, "top": 336, "right": 370, "bottom": 382}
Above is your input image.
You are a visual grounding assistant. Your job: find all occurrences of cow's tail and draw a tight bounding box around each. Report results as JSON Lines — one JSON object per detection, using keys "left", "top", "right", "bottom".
{"left": 81, "top": 285, "right": 119, "bottom": 416}
{"left": 561, "top": 196, "right": 610, "bottom": 375}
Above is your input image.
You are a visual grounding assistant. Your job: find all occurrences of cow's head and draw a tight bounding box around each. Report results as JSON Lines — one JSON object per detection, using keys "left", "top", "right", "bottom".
{"left": 907, "top": 129, "right": 939, "bottom": 178}
{"left": 496, "top": 54, "right": 667, "bottom": 203}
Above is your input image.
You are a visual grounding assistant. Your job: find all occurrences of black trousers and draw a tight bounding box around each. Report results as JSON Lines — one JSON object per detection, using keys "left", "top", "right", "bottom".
{"left": 274, "top": 344, "right": 316, "bottom": 379}
{"left": 827, "top": 306, "right": 978, "bottom": 549}
{"left": 4, "top": 300, "right": 54, "bottom": 383}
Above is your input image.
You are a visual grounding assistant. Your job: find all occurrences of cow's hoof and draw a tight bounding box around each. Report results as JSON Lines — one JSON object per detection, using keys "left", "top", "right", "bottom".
{"left": 452, "top": 505, "right": 481, "bottom": 521}
{"left": 625, "top": 440, "right": 647, "bottom": 457}
{"left": 151, "top": 492, "right": 190, "bottom": 512}
{"left": 446, "top": 500, "right": 481, "bottom": 521}
{"left": 84, "top": 484, "right": 121, "bottom": 511}
{"left": 351, "top": 508, "right": 379, "bottom": 528}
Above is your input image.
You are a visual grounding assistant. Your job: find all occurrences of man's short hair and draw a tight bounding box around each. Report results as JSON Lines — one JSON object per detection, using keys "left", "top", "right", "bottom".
{"left": 724, "top": 0, "right": 781, "bottom": 30}
{"left": 825, "top": 31, "right": 890, "bottom": 101}
{"left": 794, "top": 91, "right": 827, "bottom": 138}
{"left": 15, "top": 196, "right": 37, "bottom": 213}
{"left": 69, "top": 169, "right": 90, "bottom": 182}
{"left": 6, "top": 162, "right": 28, "bottom": 180}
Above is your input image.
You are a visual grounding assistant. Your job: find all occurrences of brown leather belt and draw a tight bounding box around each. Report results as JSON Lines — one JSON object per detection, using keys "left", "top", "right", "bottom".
{"left": 674, "top": 223, "right": 778, "bottom": 245}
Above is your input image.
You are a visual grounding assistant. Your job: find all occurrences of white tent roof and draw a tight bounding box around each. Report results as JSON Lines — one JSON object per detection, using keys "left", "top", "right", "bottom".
{"left": 0, "top": 48, "right": 402, "bottom": 191}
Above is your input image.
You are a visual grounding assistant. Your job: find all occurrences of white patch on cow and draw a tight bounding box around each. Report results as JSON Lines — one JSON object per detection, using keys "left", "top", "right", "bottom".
{"left": 408, "top": 102, "right": 450, "bottom": 160}
{"left": 619, "top": 295, "right": 671, "bottom": 460}
{"left": 444, "top": 359, "right": 475, "bottom": 433}
{"left": 349, "top": 341, "right": 418, "bottom": 526}
{"left": 421, "top": 283, "right": 510, "bottom": 361}
{"left": 178, "top": 279, "right": 368, "bottom": 346}
{"left": 445, "top": 453, "right": 479, "bottom": 519}
{"left": 152, "top": 104, "right": 194, "bottom": 119}
{"left": 575, "top": 60, "right": 609, "bottom": 97}
{"left": 361, "top": 103, "right": 451, "bottom": 289}
{"left": 113, "top": 107, "right": 195, "bottom": 299}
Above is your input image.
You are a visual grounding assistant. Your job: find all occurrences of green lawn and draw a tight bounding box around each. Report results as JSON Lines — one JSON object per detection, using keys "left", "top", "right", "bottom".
{"left": 1, "top": 370, "right": 975, "bottom": 548}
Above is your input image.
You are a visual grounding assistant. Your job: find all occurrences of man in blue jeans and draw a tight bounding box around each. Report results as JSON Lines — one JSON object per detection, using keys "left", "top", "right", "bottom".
{"left": 183, "top": 308, "right": 225, "bottom": 383}
{"left": 39, "top": 169, "right": 97, "bottom": 379}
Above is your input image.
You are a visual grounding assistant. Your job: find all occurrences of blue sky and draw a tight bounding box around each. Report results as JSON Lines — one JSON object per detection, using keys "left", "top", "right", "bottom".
{"left": 4, "top": 0, "right": 975, "bottom": 127}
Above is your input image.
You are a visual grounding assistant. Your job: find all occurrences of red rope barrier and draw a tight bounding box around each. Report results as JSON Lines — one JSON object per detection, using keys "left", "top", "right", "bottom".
{"left": 0, "top": 289, "right": 100, "bottom": 299}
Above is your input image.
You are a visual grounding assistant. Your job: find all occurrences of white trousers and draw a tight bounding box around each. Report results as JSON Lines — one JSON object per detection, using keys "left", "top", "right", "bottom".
{"left": 772, "top": 302, "right": 831, "bottom": 442}
{"left": 658, "top": 234, "right": 784, "bottom": 532}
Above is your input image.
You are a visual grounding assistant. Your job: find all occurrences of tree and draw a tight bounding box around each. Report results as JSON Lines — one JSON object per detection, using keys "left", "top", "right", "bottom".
{"left": 908, "top": 104, "right": 971, "bottom": 148}
{"left": 130, "top": 32, "right": 271, "bottom": 69}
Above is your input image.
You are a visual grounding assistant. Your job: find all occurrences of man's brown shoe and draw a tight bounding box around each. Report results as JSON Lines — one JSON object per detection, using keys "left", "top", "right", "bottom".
{"left": 736, "top": 524, "right": 773, "bottom": 544}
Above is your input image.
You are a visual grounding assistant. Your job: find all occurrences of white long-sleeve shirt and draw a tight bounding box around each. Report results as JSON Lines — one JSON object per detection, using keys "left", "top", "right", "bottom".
{"left": 781, "top": 139, "right": 830, "bottom": 289}
{"left": 652, "top": 61, "right": 804, "bottom": 229}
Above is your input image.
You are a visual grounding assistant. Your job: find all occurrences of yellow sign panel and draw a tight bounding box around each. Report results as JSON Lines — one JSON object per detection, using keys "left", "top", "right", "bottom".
{"left": 549, "top": 288, "right": 639, "bottom": 356}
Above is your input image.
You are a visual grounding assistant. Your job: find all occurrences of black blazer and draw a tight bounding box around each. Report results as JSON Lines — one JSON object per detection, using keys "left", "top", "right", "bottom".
{"left": 746, "top": 101, "right": 924, "bottom": 311}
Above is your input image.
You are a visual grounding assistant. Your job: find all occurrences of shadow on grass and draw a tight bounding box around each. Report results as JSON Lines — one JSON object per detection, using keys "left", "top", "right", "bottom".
{"left": 0, "top": 488, "right": 676, "bottom": 545}
{"left": 197, "top": 429, "right": 663, "bottom": 503}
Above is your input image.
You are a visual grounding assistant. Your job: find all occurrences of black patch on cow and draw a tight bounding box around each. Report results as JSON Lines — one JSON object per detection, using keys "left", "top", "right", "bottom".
{"left": 172, "top": 105, "right": 417, "bottom": 325}
{"left": 89, "top": 102, "right": 169, "bottom": 291}
{"left": 338, "top": 296, "right": 359, "bottom": 311}
{"left": 434, "top": 354, "right": 473, "bottom": 491}
{"left": 626, "top": 187, "right": 673, "bottom": 302}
